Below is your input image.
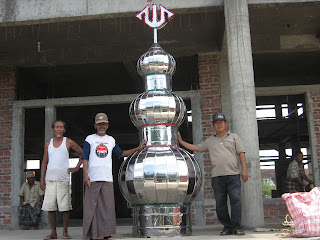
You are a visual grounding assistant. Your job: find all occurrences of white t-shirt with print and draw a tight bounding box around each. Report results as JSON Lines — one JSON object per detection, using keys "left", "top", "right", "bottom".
{"left": 84, "top": 134, "right": 116, "bottom": 182}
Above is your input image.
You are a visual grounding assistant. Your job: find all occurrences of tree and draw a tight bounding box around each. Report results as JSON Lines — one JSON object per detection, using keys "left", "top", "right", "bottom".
{"left": 262, "top": 178, "right": 276, "bottom": 198}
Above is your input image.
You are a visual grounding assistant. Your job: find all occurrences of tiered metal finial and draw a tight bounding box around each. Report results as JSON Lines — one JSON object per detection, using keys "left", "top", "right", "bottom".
{"left": 118, "top": 2, "right": 202, "bottom": 237}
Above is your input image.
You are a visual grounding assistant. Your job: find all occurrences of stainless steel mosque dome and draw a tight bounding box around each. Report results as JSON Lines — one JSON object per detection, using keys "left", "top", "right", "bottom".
{"left": 137, "top": 43, "right": 176, "bottom": 77}
{"left": 119, "top": 146, "right": 202, "bottom": 205}
{"left": 129, "top": 90, "right": 186, "bottom": 128}
{"left": 119, "top": 11, "right": 201, "bottom": 235}
{"left": 119, "top": 42, "right": 202, "bottom": 237}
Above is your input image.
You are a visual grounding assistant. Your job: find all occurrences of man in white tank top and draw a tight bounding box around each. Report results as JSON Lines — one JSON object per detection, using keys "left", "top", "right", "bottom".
{"left": 40, "top": 120, "right": 83, "bottom": 240}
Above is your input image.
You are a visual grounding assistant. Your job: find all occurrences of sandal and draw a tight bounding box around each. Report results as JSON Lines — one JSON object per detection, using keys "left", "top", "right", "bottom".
{"left": 220, "top": 229, "right": 233, "bottom": 236}
{"left": 43, "top": 235, "right": 57, "bottom": 240}
{"left": 63, "top": 234, "right": 72, "bottom": 239}
{"left": 235, "top": 229, "right": 245, "bottom": 235}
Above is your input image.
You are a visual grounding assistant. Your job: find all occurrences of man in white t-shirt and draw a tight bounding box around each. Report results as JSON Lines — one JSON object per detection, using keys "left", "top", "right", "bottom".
{"left": 82, "top": 113, "right": 145, "bottom": 240}
{"left": 40, "top": 120, "right": 83, "bottom": 240}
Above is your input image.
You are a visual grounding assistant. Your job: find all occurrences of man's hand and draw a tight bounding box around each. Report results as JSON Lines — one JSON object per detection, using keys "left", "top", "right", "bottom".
{"left": 177, "top": 132, "right": 182, "bottom": 144}
{"left": 241, "top": 169, "right": 248, "bottom": 183}
{"left": 68, "top": 167, "right": 80, "bottom": 173}
{"left": 40, "top": 179, "right": 46, "bottom": 191}
{"left": 84, "top": 175, "right": 91, "bottom": 187}
{"left": 137, "top": 139, "right": 146, "bottom": 151}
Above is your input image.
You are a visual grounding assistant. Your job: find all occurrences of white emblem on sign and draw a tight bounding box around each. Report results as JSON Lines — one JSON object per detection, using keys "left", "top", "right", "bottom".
{"left": 136, "top": 4, "right": 174, "bottom": 29}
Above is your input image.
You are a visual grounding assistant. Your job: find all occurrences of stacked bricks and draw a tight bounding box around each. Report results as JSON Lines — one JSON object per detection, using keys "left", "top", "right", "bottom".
{"left": 263, "top": 199, "right": 288, "bottom": 224}
{"left": 198, "top": 53, "right": 221, "bottom": 225}
{"left": 0, "top": 66, "right": 16, "bottom": 228}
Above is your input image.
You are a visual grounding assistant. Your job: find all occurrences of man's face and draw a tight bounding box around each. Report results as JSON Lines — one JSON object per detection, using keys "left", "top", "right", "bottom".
{"left": 295, "top": 153, "right": 303, "bottom": 163}
{"left": 213, "top": 120, "right": 227, "bottom": 133}
{"left": 95, "top": 122, "right": 109, "bottom": 136}
{"left": 27, "top": 177, "right": 35, "bottom": 185}
{"left": 52, "top": 121, "right": 66, "bottom": 138}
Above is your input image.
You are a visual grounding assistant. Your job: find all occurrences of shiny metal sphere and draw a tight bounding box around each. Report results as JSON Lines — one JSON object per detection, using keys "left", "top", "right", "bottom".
{"left": 137, "top": 43, "right": 176, "bottom": 77}
{"left": 129, "top": 90, "right": 186, "bottom": 128}
{"left": 118, "top": 146, "right": 202, "bottom": 205}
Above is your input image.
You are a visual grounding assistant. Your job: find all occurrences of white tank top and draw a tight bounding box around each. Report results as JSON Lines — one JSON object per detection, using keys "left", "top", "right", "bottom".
{"left": 46, "top": 137, "right": 70, "bottom": 181}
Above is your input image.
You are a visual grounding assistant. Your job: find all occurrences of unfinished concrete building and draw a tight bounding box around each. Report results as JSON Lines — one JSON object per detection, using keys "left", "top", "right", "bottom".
{"left": 0, "top": 0, "right": 319, "bottom": 229}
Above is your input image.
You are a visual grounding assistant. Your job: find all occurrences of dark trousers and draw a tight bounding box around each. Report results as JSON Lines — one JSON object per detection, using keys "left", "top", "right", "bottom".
{"left": 212, "top": 174, "right": 242, "bottom": 230}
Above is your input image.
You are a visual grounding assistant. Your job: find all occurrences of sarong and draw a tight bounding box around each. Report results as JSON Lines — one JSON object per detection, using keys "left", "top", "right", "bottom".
{"left": 285, "top": 177, "right": 302, "bottom": 193}
{"left": 83, "top": 182, "right": 116, "bottom": 240}
{"left": 18, "top": 201, "right": 42, "bottom": 226}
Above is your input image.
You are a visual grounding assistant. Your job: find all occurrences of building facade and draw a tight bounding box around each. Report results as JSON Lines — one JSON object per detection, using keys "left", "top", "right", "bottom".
{"left": 0, "top": 0, "right": 319, "bottom": 229}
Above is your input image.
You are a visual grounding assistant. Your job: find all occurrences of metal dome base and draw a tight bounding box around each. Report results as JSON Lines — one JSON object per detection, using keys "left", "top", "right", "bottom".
{"left": 131, "top": 203, "right": 192, "bottom": 237}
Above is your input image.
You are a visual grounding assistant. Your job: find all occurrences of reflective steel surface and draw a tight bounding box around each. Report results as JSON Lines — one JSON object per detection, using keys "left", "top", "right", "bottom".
{"left": 129, "top": 90, "right": 186, "bottom": 128}
{"left": 137, "top": 43, "right": 176, "bottom": 81}
{"left": 119, "top": 40, "right": 202, "bottom": 237}
{"left": 140, "top": 125, "right": 178, "bottom": 146}
{"left": 131, "top": 204, "right": 192, "bottom": 237}
{"left": 145, "top": 74, "right": 172, "bottom": 91}
{"left": 119, "top": 147, "right": 201, "bottom": 205}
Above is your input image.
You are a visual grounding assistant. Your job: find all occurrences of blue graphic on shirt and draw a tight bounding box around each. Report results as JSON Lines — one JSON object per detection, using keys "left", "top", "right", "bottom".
{"left": 95, "top": 144, "right": 108, "bottom": 158}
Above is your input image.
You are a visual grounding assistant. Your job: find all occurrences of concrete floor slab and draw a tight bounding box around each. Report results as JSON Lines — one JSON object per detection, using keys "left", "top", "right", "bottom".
{"left": 1, "top": 225, "right": 319, "bottom": 240}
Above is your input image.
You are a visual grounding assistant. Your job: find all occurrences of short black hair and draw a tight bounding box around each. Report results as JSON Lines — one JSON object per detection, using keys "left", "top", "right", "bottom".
{"left": 51, "top": 120, "right": 67, "bottom": 129}
{"left": 293, "top": 150, "right": 303, "bottom": 157}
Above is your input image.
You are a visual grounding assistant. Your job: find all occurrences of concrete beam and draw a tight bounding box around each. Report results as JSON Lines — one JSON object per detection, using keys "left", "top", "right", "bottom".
{"left": 249, "top": 0, "right": 320, "bottom": 3}
{"left": 2, "top": 0, "right": 320, "bottom": 25}
{"left": 281, "top": 35, "right": 320, "bottom": 51}
{"left": 256, "top": 85, "right": 320, "bottom": 96}
{"left": 0, "top": 0, "right": 222, "bottom": 24}
{"left": 13, "top": 90, "right": 200, "bottom": 108}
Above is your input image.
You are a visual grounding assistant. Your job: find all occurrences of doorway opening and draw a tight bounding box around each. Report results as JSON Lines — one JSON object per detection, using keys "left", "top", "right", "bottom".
{"left": 256, "top": 94, "right": 311, "bottom": 198}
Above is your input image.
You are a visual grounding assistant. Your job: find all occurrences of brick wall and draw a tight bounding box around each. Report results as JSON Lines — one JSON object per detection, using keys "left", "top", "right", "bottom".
{"left": 263, "top": 199, "right": 288, "bottom": 224}
{"left": 198, "top": 53, "right": 221, "bottom": 225}
{"left": 0, "top": 66, "right": 16, "bottom": 228}
{"left": 197, "top": 54, "right": 291, "bottom": 226}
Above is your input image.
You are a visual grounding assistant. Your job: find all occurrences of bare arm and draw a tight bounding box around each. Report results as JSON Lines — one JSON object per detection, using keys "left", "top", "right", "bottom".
{"left": 67, "top": 138, "right": 83, "bottom": 156}
{"left": 122, "top": 140, "right": 146, "bottom": 157}
{"left": 40, "top": 141, "right": 50, "bottom": 191}
{"left": 296, "top": 176, "right": 307, "bottom": 187}
{"left": 177, "top": 132, "right": 199, "bottom": 152}
{"left": 239, "top": 152, "right": 248, "bottom": 182}
{"left": 302, "top": 175, "right": 313, "bottom": 184}
{"left": 67, "top": 138, "right": 83, "bottom": 172}
{"left": 83, "top": 159, "right": 91, "bottom": 187}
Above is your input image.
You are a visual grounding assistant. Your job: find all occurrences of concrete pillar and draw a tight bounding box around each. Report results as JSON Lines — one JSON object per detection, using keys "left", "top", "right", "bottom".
{"left": 224, "top": 0, "right": 264, "bottom": 228}
{"left": 42, "top": 106, "right": 56, "bottom": 227}
{"left": 11, "top": 107, "right": 25, "bottom": 228}
{"left": 288, "top": 96, "right": 300, "bottom": 154}
{"left": 219, "top": 33, "right": 233, "bottom": 130}
{"left": 275, "top": 100, "right": 288, "bottom": 196}
{"left": 305, "top": 92, "right": 320, "bottom": 187}
{"left": 45, "top": 106, "right": 56, "bottom": 142}
{"left": 191, "top": 92, "right": 205, "bottom": 226}
{"left": 276, "top": 143, "right": 287, "bottom": 196}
